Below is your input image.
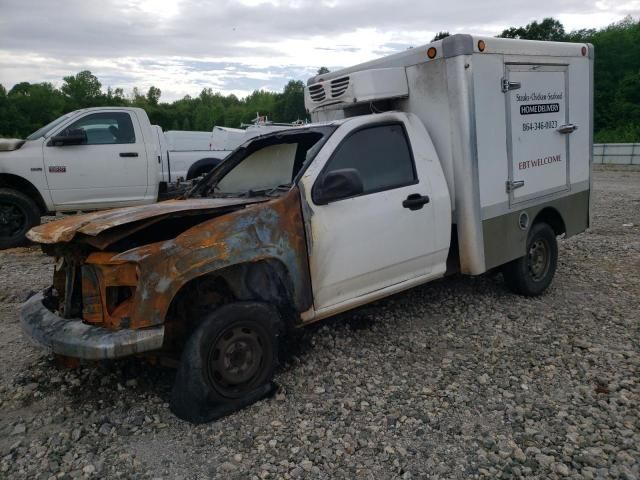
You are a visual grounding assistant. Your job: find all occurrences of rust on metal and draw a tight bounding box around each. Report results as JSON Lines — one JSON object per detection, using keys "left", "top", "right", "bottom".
{"left": 31, "top": 188, "right": 313, "bottom": 336}
{"left": 27, "top": 197, "right": 266, "bottom": 244}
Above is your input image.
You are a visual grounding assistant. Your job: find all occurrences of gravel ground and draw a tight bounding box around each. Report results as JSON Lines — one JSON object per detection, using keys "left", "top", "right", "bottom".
{"left": 0, "top": 168, "right": 638, "bottom": 480}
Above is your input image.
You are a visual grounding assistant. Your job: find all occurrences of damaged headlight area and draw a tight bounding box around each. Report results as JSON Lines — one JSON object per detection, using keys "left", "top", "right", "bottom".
{"left": 49, "top": 251, "right": 139, "bottom": 329}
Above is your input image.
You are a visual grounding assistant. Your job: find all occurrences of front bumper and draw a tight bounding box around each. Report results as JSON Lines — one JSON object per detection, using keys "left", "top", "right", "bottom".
{"left": 20, "top": 291, "right": 164, "bottom": 360}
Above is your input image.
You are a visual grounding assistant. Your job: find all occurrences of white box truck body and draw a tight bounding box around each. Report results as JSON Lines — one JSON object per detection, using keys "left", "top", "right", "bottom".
{"left": 305, "top": 34, "right": 592, "bottom": 275}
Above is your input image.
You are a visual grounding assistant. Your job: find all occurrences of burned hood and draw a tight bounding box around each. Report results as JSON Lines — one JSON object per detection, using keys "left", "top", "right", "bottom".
{"left": 27, "top": 197, "right": 267, "bottom": 246}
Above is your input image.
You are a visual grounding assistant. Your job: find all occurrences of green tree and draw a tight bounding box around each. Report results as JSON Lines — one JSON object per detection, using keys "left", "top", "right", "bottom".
{"left": 498, "top": 17, "right": 566, "bottom": 41}
{"left": 431, "top": 31, "right": 450, "bottom": 41}
{"left": 7, "top": 82, "right": 65, "bottom": 136}
{"left": 61, "top": 70, "right": 103, "bottom": 108}
{"left": 146, "top": 86, "right": 161, "bottom": 106}
{"left": 317, "top": 66, "right": 330, "bottom": 75}
{"left": 274, "top": 80, "right": 307, "bottom": 122}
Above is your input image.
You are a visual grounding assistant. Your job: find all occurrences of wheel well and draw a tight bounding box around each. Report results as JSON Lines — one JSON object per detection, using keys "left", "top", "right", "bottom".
{"left": 0, "top": 174, "right": 48, "bottom": 215}
{"left": 165, "top": 260, "right": 295, "bottom": 350}
{"left": 533, "top": 207, "right": 566, "bottom": 236}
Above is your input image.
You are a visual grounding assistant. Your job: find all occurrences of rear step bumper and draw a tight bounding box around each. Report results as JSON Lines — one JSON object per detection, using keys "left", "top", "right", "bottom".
{"left": 20, "top": 291, "right": 164, "bottom": 360}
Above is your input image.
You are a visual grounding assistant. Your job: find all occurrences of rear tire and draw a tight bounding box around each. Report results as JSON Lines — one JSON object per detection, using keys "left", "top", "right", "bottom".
{"left": 502, "top": 222, "right": 558, "bottom": 296}
{"left": 0, "top": 188, "right": 41, "bottom": 250}
{"left": 170, "top": 301, "right": 282, "bottom": 423}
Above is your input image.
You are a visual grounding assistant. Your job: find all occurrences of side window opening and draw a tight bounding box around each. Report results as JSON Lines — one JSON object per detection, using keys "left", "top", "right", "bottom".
{"left": 62, "top": 112, "right": 136, "bottom": 145}
{"left": 319, "top": 123, "right": 416, "bottom": 197}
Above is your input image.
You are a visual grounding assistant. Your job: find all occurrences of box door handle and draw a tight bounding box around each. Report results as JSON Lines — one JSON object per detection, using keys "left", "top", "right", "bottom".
{"left": 120, "top": 152, "right": 139, "bottom": 157}
{"left": 558, "top": 124, "right": 578, "bottom": 134}
{"left": 506, "top": 180, "right": 525, "bottom": 193}
{"left": 501, "top": 78, "right": 521, "bottom": 92}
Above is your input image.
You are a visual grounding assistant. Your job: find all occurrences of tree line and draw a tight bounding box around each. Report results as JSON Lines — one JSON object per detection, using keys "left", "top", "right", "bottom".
{"left": 0, "top": 72, "right": 307, "bottom": 138}
{"left": 1, "top": 17, "right": 638, "bottom": 142}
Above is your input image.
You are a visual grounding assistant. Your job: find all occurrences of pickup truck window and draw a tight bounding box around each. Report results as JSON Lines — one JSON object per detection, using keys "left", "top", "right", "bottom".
{"left": 61, "top": 112, "right": 136, "bottom": 145}
{"left": 26, "top": 112, "right": 75, "bottom": 140}
{"left": 204, "top": 129, "right": 332, "bottom": 198}
{"left": 323, "top": 123, "right": 416, "bottom": 195}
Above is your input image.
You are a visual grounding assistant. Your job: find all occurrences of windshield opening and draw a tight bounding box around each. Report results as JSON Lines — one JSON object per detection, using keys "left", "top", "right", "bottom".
{"left": 192, "top": 127, "right": 334, "bottom": 198}
{"left": 26, "top": 112, "right": 76, "bottom": 140}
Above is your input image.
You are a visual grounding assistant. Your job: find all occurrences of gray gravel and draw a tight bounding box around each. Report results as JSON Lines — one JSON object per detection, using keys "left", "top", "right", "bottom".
{"left": 0, "top": 167, "right": 638, "bottom": 480}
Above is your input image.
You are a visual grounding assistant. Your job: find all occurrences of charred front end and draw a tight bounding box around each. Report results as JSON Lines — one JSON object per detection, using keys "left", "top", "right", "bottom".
{"left": 20, "top": 191, "right": 312, "bottom": 361}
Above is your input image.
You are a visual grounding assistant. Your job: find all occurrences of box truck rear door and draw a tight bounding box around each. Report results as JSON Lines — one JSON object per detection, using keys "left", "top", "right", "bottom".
{"left": 505, "top": 64, "right": 573, "bottom": 206}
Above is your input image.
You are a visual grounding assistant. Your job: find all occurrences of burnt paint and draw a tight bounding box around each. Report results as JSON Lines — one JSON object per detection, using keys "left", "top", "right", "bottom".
{"left": 27, "top": 197, "right": 266, "bottom": 244}
{"left": 108, "top": 188, "right": 313, "bottom": 329}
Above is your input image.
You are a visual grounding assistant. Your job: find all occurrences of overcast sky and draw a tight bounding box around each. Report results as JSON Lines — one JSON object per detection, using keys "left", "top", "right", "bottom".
{"left": 0, "top": 0, "right": 638, "bottom": 102}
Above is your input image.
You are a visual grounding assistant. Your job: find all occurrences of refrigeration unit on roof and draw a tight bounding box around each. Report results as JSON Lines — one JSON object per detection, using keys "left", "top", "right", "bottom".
{"left": 304, "top": 68, "right": 409, "bottom": 112}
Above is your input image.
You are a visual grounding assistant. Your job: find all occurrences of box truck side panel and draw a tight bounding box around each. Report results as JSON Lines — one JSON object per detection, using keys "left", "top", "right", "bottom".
{"left": 473, "top": 54, "right": 510, "bottom": 216}
{"left": 567, "top": 59, "right": 591, "bottom": 188}
{"left": 400, "top": 60, "right": 456, "bottom": 213}
{"left": 478, "top": 53, "right": 592, "bottom": 270}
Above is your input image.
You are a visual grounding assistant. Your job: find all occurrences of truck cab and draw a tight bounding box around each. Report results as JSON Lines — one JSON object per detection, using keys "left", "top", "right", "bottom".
{"left": 20, "top": 35, "right": 592, "bottom": 423}
{"left": 0, "top": 107, "right": 161, "bottom": 248}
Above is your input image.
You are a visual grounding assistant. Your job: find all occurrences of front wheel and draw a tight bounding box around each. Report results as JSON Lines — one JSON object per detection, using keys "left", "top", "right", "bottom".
{"left": 0, "top": 188, "right": 41, "bottom": 250}
{"left": 170, "top": 302, "right": 281, "bottom": 423}
{"left": 502, "top": 222, "right": 558, "bottom": 296}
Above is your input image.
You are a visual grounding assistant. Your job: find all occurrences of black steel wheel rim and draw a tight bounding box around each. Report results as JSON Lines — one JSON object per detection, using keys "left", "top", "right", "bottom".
{"left": 0, "top": 201, "right": 27, "bottom": 238}
{"left": 206, "top": 322, "right": 267, "bottom": 398}
{"left": 528, "top": 238, "right": 550, "bottom": 281}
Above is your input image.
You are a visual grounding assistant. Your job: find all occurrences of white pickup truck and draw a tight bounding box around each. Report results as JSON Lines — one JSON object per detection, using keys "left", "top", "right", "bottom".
{"left": 0, "top": 108, "right": 305, "bottom": 248}
{"left": 0, "top": 107, "right": 227, "bottom": 249}
{"left": 21, "top": 35, "right": 592, "bottom": 423}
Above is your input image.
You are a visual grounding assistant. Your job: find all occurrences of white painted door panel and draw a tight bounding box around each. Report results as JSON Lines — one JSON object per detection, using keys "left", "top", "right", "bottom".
{"left": 44, "top": 111, "right": 149, "bottom": 208}
{"left": 507, "top": 65, "right": 570, "bottom": 204}
{"left": 301, "top": 115, "right": 438, "bottom": 311}
{"left": 309, "top": 185, "right": 435, "bottom": 309}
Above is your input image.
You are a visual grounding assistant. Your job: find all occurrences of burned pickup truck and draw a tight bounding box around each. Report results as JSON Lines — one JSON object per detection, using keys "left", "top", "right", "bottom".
{"left": 21, "top": 35, "right": 592, "bottom": 422}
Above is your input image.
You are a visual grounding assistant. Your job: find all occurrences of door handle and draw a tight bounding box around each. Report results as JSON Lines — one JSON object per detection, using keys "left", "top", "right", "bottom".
{"left": 402, "top": 193, "right": 430, "bottom": 211}
{"left": 506, "top": 180, "right": 525, "bottom": 193}
{"left": 501, "top": 78, "right": 521, "bottom": 92}
{"left": 120, "top": 152, "right": 139, "bottom": 157}
{"left": 557, "top": 124, "right": 578, "bottom": 134}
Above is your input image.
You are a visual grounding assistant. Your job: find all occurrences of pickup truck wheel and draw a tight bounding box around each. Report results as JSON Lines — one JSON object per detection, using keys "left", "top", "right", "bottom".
{"left": 170, "top": 302, "right": 281, "bottom": 423}
{"left": 0, "top": 188, "right": 40, "bottom": 249}
{"left": 502, "top": 222, "right": 558, "bottom": 296}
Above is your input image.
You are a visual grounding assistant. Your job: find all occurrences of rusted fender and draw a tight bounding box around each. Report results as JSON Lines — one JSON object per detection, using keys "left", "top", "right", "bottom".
{"left": 27, "top": 198, "right": 265, "bottom": 244}
{"left": 115, "top": 188, "right": 312, "bottom": 328}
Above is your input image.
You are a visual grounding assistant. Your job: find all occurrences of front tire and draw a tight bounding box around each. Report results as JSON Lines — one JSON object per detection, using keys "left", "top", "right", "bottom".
{"left": 170, "top": 302, "right": 281, "bottom": 423}
{"left": 0, "top": 188, "right": 41, "bottom": 250}
{"left": 502, "top": 222, "right": 558, "bottom": 296}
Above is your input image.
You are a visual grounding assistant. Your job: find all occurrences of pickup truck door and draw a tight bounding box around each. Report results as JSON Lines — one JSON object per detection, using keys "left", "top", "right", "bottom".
{"left": 43, "top": 111, "right": 148, "bottom": 209}
{"left": 300, "top": 115, "right": 447, "bottom": 314}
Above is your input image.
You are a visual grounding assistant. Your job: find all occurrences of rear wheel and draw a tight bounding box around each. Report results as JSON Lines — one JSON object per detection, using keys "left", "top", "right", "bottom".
{"left": 170, "top": 301, "right": 281, "bottom": 423}
{"left": 502, "top": 222, "right": 558, "bottom": 296}
{"left": 0, "top": 188, "right": 40, "bottom": 250}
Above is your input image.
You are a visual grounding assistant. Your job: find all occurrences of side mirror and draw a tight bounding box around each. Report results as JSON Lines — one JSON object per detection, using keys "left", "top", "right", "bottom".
{"left": 313, "top": 168, "right": 364, "bottom": 204}
{"left": 49, "top": 129, "right": 87, "bottom": 146}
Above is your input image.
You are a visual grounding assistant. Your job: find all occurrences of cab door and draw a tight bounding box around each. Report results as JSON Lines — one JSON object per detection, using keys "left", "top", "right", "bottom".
{"left": 43, "top": 111, "right": 148, "bottom": 209}
{"left": 505, "top": 64, "right": 574, "bottom": 206}
{"left": 300, "top": 114, "right": 445, "bottom": 314}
